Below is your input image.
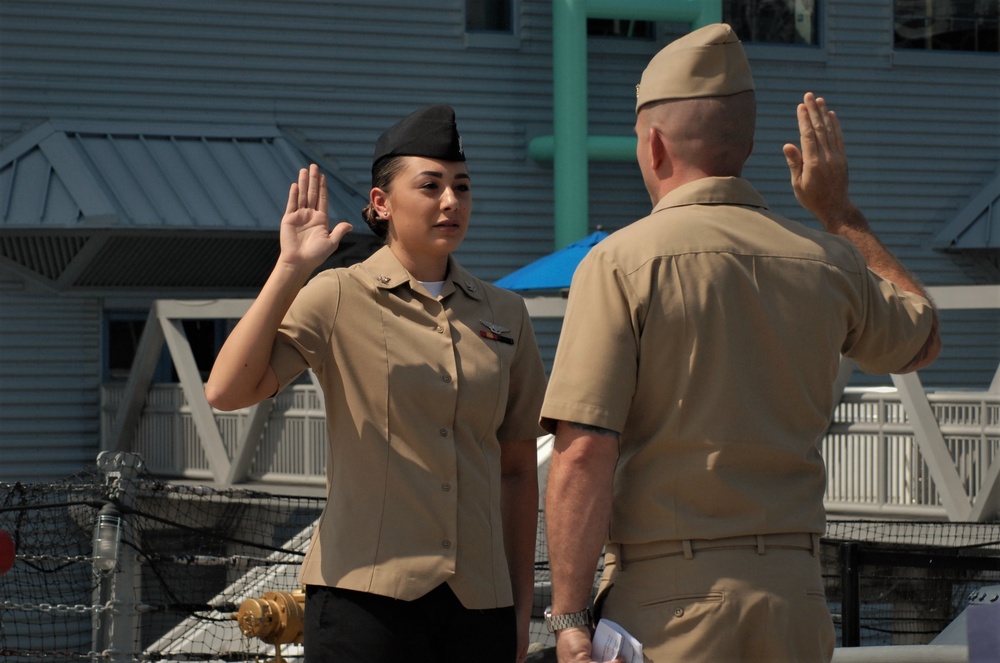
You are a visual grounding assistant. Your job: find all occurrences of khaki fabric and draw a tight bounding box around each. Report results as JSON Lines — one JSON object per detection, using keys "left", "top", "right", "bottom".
{"left": 271, "top": 246, "right": 546, "bottom": 609}
{"left": 635, "top": 23, "right": 754, "bottom": 111}
{"left": 598, "top": 547, "right": 835, "bottom": 663}
{"left": 541, "top": 177, "right": 934, "bottom": 543}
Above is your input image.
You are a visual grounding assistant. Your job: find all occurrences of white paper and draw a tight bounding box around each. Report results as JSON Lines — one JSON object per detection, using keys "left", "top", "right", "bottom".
{"left": 591, "top": 618, "right": 643, "bottom": 663}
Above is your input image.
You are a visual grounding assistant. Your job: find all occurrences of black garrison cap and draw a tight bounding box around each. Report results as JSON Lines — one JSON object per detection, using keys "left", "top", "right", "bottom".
{"left": 372, "top": 104, "right": 465, "bottom": 176}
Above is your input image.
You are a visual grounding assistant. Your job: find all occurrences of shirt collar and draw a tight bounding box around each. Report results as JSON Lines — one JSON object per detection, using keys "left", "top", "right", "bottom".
{"left": 362, "top": 246, "right": 485, "bottom": 301}
{"left": 652, "top": 176, "right": 769, "bottom": 214}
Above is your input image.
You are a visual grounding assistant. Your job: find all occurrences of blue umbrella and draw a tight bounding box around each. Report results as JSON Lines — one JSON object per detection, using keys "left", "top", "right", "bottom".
{"left": 493, "top": 230, "right": 609, "bottom": 291}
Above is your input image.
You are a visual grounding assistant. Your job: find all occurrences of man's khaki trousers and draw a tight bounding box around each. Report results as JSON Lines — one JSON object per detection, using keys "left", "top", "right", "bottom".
{"left": 598, "top": 535, "right": 835, "bottom": 663}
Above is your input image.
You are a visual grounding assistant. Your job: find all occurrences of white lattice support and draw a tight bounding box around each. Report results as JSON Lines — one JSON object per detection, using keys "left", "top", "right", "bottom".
{"left": 225, "top": 401, "right": 274, "bottom": 485}
{"left": 969, "top": 447, "right": 1000, "bottom": 522}
{"left": 891, "top": 371, "right": 971, "bottom": 521}
{"left": 832, "top": 356, "right": 857, "bottom": 413}
{"left": 925, "top": 285, "right": 1000, "bottom": 394}
{"left": 153, "top": 298, "right": 253, "bottom": 321}
{"left": 159, "top": 314, "right": 232, "bottom": 483}
{"left": 107, "top": 307, "right": 166, "bottom": 452}
{"left": 523, "top": 295, "right": 568, "bottom": 318}
{"left": 158, "top": 300, "right": 255, "bottom": 482}
{"left": 109, "top": 299, "right": 287, "bottom": 484}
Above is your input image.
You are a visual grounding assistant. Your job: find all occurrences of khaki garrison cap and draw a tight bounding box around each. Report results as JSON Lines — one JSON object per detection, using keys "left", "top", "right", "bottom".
{"left": 635, "top": 23, "right": 754, "bottom": 112}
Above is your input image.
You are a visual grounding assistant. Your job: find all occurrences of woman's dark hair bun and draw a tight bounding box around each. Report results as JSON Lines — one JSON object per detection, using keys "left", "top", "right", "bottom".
{"left": 362, "top": 204, "right": 389, "bottom": 241}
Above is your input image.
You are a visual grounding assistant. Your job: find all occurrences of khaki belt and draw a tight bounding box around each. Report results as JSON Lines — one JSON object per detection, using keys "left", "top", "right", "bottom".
{"left": 606, "top": 533, "right": 820, "bottom": 571}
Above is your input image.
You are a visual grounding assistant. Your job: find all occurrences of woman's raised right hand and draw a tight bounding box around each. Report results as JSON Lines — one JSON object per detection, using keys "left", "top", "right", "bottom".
{"left": 278, "top": 164, "right": 353, "bottom": 270}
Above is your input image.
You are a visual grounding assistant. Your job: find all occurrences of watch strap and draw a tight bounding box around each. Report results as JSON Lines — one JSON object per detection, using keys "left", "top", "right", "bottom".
{"left": 544, "top": 606, "right": 592, "bottom": 632}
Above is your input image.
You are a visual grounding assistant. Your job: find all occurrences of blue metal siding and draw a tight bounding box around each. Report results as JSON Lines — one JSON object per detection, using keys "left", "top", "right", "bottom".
{"left": 0, "top": 121, "right": 370, "bottom": 231}
{"left": 0, "top": 0, "right": 562, "bottom": 276}
{"left": 0, "top": 0, "right": 997, "bottom": 481}
{"left": 745, "top": 0, "right": 998, "bottom": 273}
{"left": 743, "top": 3, "right": 1000, "bottom": 388}
{"left": 0, "top": 293, "right": 101, "bottom": 482}
{"left": 5, "top": 1, "right": 990, "bottom": 278}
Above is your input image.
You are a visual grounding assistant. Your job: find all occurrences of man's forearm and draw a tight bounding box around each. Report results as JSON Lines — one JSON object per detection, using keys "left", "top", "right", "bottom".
{"left": 825, "top": 203, "right": 930, "bottom": 300}
{"left": 822, "top": 203, "right": 943, "bottom": 372}
{"left": 545, "top": 421, "right": 618, "bottom": 614}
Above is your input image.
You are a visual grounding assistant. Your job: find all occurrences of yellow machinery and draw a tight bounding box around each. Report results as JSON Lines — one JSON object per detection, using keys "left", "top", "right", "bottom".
{"left": 234, "top": 588, "right": 306, "bottom": 662}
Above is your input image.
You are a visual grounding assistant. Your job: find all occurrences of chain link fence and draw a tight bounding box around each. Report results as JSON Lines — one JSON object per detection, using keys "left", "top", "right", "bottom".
{"left": 3, "top": 453, "right": 999, "bottom": 661}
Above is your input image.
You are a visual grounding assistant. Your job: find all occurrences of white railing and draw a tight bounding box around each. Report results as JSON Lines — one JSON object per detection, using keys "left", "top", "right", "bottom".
{"left": 101, "top": 382, "right": 1000, "bottom": 518}
{"left": 102, "top": 384, "right": 329, "bottom": 487}
{"left": 823, "top": 388, "right": 1000, "bottom": 519}
{"left": 100, "top": 286, "right": 1000, "bottom": 519}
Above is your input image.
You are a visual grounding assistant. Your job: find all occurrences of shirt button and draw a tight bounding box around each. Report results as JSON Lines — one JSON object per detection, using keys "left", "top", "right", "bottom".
{"left": 442, "top": 540, "right": 452, "bottom": 549}
{"left": 439, "top": 429, "right": 448, "bottom": 437}
{"left": 441, "top": 483, "right": 452, "bottom": 492}
{"left": 442, "top": 375, "right": 452, "bottom": 383}
{"left": 674, "top": 608, "right": 684, "bottom": 618}
{"left": 435, "top": 326, "right": 444, "bottom": 333}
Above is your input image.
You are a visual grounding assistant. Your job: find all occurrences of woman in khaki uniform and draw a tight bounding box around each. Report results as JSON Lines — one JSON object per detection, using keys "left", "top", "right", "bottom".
{"left": 206, "top": 105, "right": 546, "bottom": 663}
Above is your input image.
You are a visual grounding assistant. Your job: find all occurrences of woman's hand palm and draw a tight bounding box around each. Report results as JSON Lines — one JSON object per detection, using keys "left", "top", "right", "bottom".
{"left": 279, "top": 165, "right": 352, "bottom": 269}
{"left": 282, "top": 206, "right": 336, "bottom": 263}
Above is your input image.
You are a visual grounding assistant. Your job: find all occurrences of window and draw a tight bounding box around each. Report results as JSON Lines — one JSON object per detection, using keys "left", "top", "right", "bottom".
{"left": 895, "top": 0, "right": 999, "bottom": 52}
{"left": 466, "top": 0, "right": 512, "bottom": 32}
{"left": 106, "top": 314, "right": 167, "bottom": 382}
{"left": 587, "top": 19, "right": 656, "bottom": 39}
{"left": 105, "top": 313, "right": 227, "bottom": 382}
{"left": 725, "top": 0, "right": 819, "bottom": 45}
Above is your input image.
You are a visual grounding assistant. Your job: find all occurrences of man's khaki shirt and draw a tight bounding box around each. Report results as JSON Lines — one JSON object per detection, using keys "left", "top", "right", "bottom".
{"left": 271, "top": 246, "right": 546, "bottom": 608}
{"left": 542, "top": 177, "right": 934, "bottom": 543}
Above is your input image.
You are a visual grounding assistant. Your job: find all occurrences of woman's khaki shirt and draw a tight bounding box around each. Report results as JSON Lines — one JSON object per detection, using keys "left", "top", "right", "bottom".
{"left": 270, "top": 246, "right": 546, "bottom": 609}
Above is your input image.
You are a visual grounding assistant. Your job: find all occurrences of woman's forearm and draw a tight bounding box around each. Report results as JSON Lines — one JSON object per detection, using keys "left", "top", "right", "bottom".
{"left": 204, "top": 260, "right": 313, "bottom": 410}
{"left": 206, "top": 166, "right": 349, "bottom": 410}
{"left": 501, "top": 438, "right": 540, "bottom": 644}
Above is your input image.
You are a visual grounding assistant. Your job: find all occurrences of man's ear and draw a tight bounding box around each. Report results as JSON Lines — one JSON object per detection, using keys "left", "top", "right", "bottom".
{"left": 649, "top": 127, "right": 667, "bottom": 171}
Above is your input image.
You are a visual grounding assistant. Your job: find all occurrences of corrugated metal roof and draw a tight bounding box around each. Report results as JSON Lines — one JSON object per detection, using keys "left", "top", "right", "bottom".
{"left": 0, "top": 120, "right": 381, "bottom": 290}
{"left": 933, "top": 169, "right": 1000, "bottom": 250}
{"left": 0, "top": 119, "right": 368, "bottom": 229}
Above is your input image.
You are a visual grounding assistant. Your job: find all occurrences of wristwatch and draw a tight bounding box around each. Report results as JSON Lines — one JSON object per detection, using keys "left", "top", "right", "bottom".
{"left": 544, "top": 605, "right": 593, "bottom": 632}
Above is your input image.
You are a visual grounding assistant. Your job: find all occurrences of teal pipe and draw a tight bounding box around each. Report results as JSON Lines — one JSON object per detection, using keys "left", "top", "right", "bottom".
{"left": 552, "top": 0, "right": 589, "bottom": 250}
{"left": 694, "top": 0, "right": 722, "bottom": 25}
{"left": 586, "top": 0, "right": 710, "bottom": 21}
{"left": 529, "top": 135, "right": 637, "bottom": 162}
{"left": 547, "top": 0, "right": 722, "bottom": 248}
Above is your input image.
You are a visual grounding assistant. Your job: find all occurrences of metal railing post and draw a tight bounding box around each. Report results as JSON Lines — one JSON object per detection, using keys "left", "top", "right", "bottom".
{"left": 92, "top": 452, "right": 145, "bottom": 662}
{"left": 840, "top": 542, "right": 862, "bottom": 647}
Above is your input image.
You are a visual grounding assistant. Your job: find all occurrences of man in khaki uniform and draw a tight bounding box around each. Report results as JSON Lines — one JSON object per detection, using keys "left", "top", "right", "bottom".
{"left": 541, "top": 24, "right": 941, "bottom": 663}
